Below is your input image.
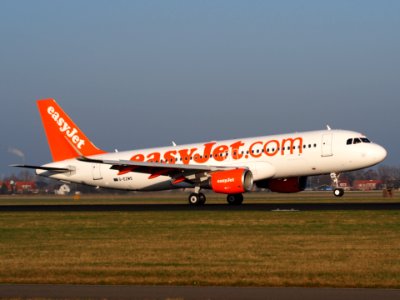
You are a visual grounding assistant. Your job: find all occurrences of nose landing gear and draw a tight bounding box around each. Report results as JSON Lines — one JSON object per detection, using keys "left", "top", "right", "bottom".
{"left": 330, "top": 172, "right": 344, "bottom": 197}
{"left": 333, "top": 188, "right": 344, "bottom": 197}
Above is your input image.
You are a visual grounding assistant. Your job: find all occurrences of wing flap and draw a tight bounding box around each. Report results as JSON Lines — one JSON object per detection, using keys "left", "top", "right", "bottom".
{"left": 77, "top": 156, "right": 238, "bottom": 180}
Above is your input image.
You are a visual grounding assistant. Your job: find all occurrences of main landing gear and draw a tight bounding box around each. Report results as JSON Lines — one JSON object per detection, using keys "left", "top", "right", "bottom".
{"left": 188, "top": 188, "right": 244, "bottom": 206}
{"left": 188, "top": 192, "right": 206, "bottom": 205}
{"left": 226, "top": 193, "right": 244, "bottom": 205}
{"left": 330, "top": 172, "right": 344, "bottom": 197}
{"left": 188, "top": 186, "right": 207, "bottom": 205}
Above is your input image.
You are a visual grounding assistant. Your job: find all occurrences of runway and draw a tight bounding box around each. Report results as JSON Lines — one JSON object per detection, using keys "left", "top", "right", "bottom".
{"left": 1, "top": 284, "right": 400, "bottom": 300}
{"left": 0, "top": 202, "right": 399, "bottom": 212}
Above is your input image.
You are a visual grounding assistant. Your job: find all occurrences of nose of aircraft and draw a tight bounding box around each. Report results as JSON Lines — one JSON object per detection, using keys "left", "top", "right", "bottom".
{"left": 369, "top": 143, "right": 387, "bottom": 165}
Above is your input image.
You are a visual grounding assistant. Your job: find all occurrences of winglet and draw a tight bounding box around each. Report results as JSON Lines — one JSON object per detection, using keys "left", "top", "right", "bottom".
{"left": 37, "top": 99, "right": 106, "bottom": 162}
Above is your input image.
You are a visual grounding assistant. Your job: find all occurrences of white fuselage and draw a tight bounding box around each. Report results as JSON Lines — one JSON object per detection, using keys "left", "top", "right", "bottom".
{"left": 37, "top": 129, "right": 387, "bottom": 191}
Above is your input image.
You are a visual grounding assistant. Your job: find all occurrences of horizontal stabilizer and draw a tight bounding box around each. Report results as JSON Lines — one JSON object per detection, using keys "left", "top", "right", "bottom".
{"left": 10, "top": 164, "right": 71, "bottom": 172}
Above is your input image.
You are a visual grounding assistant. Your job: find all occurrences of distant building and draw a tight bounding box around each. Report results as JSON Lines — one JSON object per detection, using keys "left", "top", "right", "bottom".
{"left": 54, "top": 184, "right": 71, "bottom": 195}
{"left": 317, "top": 179, "right": 350, "bottom": 191}
{"left": 353, "top": 180, "right": 382, "bottom": 191}
{"left": 338, "top": 179, "right": 351, "bottom": 190}
{"left": 0, "top": 180, "right": 37, "bottom": 194}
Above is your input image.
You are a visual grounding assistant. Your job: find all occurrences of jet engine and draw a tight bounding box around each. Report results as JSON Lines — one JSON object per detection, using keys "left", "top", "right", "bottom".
{"left": 209, "top": 169, "right": 253, "bottom": 194}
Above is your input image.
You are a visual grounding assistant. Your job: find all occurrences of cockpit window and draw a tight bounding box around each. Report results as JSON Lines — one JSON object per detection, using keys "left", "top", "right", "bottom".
{"left": 361, "top": 138, "right": 371, "bottom": 143}
{"left": 346, "top": 137, "right": 371, "bottom": 145}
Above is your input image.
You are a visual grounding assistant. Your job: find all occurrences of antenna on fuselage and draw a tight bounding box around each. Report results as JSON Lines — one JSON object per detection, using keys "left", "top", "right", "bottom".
{"left": 172, "top": 141, "right": 177, "bottom": 146}
{"left": 326, "top": 125, "right": 332, "bottom": 130}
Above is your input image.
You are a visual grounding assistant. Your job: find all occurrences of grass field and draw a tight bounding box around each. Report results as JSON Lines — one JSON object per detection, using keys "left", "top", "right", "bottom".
{"left": 0, "top": 191, "right": 400, "bottom": 288}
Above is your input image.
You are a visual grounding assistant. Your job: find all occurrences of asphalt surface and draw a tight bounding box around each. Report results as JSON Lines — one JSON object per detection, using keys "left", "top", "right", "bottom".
{"left": 0, "top": 202, "right": 399, "bottom": 212}
{"left": 1, "top": 284, "right": 400, "bottom": 300}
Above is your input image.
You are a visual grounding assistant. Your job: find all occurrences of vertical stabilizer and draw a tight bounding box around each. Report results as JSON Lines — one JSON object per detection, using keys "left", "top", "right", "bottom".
{"left": 37, "top": 98, "right": 106, "bottom": 162}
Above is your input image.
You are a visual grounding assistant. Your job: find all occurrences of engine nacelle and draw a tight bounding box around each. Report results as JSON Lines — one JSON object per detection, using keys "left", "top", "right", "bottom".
{"left": 256, "top": 176, "right": 307, "bottom": 193}
{"left": 210, "top": 169, "right": 253, "bottom": 194}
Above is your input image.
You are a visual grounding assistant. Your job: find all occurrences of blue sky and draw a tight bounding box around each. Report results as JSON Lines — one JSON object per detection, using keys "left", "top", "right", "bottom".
{"left": 1, "top": 1, "right": 399, "bottom": 177}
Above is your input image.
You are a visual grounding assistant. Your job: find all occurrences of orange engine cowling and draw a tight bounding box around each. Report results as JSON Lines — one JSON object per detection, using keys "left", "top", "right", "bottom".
{"left": 210, "top": 169, "right": 253, "bottom": 194}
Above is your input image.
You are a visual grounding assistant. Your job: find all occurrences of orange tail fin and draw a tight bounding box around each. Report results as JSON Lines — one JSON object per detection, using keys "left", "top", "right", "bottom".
{"left": 37, "top": 99, "right": 106, "bottom": 162}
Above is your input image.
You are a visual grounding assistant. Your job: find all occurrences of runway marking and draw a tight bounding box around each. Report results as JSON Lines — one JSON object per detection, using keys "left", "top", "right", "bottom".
{"left": 0, "top": 202, "right": 400, "bottom": 212}
{"left": 1, "top": 284, "right": 400, "bottom": 300}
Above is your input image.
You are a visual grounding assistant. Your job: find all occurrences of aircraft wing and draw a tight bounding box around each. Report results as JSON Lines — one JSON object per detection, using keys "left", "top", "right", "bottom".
{"left": 77, "top": 156, "right": 238, "bottom": 183}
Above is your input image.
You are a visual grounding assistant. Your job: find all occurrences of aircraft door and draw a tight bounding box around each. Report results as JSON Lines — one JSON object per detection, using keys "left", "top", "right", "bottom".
{"left": 321, "top": 134, "right": 333, "bottom": 157}
{"left": 92, "top": 164, "right": 103, "bottom": 180}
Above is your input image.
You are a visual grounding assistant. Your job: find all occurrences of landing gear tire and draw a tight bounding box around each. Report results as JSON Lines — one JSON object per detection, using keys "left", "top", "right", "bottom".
{"left": 198, "top": 193, "right": 206, "bottom": 205}
{"left": 333, "top": 188, "right": 344, "bottom": 197}
{"left": 227, "top": 194, "right": 244, "bottom": 205}
{"left": 188, "top": 193, "right": 206, "bottom": 205}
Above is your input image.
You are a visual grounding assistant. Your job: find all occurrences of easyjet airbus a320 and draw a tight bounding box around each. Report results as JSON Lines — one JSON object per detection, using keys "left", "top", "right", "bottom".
{"left": 13, "top": 99, "right": 387, "bottom": 205}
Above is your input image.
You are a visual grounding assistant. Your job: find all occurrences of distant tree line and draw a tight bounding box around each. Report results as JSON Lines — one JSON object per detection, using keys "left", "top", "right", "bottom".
{"left": 0, "top": 170, "right": 115, "bottom": 195}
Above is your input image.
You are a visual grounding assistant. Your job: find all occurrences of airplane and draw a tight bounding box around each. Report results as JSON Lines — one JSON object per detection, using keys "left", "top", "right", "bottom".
{"left": 12, "top": 98, "right": 387, "bottom": 205}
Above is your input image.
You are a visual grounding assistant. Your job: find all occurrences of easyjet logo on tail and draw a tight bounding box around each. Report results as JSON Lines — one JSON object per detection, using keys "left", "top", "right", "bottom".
{"left": 37, "top": 98, "right": 105, "bottom": 162}
{"left": 47, "top": 106, "right": 85, "bottom": 149}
